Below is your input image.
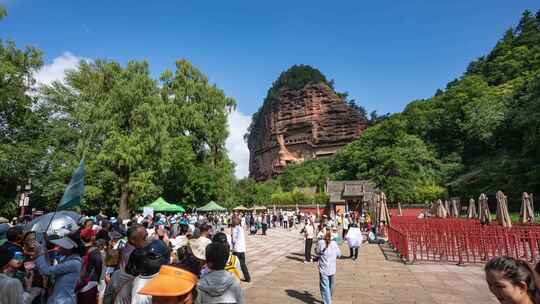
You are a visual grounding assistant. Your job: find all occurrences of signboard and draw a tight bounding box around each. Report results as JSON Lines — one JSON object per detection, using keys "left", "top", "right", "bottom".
{"left": 19, "top": 193, "right": 30, "bottom": 207}
{"left": 143, "top": 207, "right": 154, "bottom": 218}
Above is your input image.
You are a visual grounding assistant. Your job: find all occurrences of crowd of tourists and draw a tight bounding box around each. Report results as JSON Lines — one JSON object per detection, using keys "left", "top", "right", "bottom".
{"left": 0, "top": 209, "right": 393, "bottom": 304}
{"left": 3, "top": 209, "right": 540, "bottom": 304}
{"left": 0, "top": 211, "right": 266, "bottom": 304}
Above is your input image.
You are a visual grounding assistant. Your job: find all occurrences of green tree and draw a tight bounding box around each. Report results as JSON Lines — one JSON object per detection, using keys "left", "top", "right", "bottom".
{"left": 277, "top": 158, "right": 333, "bottom": 191}
{"left": 42, "top": 60, "right": 171, "bottom": 218}
{"left": 232, "top": 178, "right": 276, "bottom": 206}
{"left": 159, "top": 59, "right": 237, "bottom": 207}
{"left": 160, "top": 60, "right": 236, "bottom": 165}
{"left": 333, "top": 117, "right": 445, "bottom": 203}
{"left": 0, "top": 12, "right": 46, "bottom": 216}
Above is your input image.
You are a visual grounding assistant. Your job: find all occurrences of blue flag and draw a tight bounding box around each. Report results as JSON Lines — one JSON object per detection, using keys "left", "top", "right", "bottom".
{"left": 58, "top": 158, "right": 85, "bottom": 210}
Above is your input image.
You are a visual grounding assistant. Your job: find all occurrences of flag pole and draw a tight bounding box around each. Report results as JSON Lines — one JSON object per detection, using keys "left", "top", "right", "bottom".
{"left": 44, "top": 205, "right": 60, "bottom": 234}
{"left": 44, "top": 156, "right": 85, "bottom": 236}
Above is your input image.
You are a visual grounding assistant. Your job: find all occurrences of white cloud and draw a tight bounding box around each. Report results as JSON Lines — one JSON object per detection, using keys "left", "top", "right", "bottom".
{"left": 226, "top": 110, "right": 251, "bottom": 179}
{"left": 34, "top": 51, "right": 87, "bottom": 86}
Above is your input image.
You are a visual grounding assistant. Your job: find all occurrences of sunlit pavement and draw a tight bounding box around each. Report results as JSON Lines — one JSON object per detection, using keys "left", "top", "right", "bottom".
{"left": 243, "top": 227, "right": 497, "bottom": 304}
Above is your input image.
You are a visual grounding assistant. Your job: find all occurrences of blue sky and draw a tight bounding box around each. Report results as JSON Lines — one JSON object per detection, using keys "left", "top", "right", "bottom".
{"left": 2, "top": 0, "right": 539, "bottom": 177}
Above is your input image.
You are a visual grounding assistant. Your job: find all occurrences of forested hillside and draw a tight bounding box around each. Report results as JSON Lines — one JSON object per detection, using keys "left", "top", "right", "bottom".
{"left": 241, "top": 9, "right": 540, "bottom": 208}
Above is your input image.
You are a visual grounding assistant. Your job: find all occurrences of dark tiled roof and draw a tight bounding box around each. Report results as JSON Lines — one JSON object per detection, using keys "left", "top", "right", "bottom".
{"left": 329, "top": 192, "right": 345, "bottom": 203}
{"left": 326, "top": 180, "right": 377, "bottom": 203}
{"left": 343, "top": 184, "right": 364, "bottom": 197}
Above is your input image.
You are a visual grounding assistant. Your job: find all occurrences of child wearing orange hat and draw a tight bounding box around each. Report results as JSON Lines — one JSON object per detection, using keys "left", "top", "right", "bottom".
{"left": 138, "top": 265, "right": 198, "bottom": 304}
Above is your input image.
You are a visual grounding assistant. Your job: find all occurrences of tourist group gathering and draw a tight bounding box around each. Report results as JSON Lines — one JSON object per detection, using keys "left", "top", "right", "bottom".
{"left": 1, "top": 208, "right": 540, "bottom": 304}
{"left": 0, "top": 210, "right": 372, "bottom": 304}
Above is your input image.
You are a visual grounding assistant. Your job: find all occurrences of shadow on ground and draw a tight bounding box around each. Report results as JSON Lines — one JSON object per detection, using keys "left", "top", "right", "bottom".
{"left": 285, "top": 290, "right": 323, "bottom": 304}
{"left": 378, "top": 243, "right": 404, "bottom": 263}
{"left": 286, "top": 255, "right": 305, "bottom": 262}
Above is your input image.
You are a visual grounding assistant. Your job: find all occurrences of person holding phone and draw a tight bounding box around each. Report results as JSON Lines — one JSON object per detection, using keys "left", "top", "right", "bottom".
{"left": 35, "top": 236, "right": 82, "bottom": 304}
{"left": 0, "top": 245, "right": 40, "bottom": 304}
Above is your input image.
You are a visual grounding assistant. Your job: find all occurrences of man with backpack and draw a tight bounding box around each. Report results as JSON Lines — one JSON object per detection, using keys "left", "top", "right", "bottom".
{"left": 78, "top": 228, "right": 103, "bottom": 304}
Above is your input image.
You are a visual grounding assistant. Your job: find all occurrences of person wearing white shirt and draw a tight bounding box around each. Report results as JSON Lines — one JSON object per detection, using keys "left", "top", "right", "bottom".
{"left": 316, "top": 230, "right": 341, "bottom": 304}
{"left": 342, "top": 214, "right": 350, "bottom": 239}
{"left": 302, "top": 219, "right": 315, "bottom": 263}
{"left": 345, "top": 221, "right": 362, "bottom": 260}
{"left": 240, "top": 216, "right": 246, "bottom": 230}
{"left": 231, "top": 218, "right": 250, "bottom": 282}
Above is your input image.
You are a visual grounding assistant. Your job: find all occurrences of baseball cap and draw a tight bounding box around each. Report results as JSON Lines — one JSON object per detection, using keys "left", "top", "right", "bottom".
{"left": 211, "top": 232, "right": 228, "bottom": 244}
{"left": 144, "top": 240, "right": 170, "bottom": 260}
{"left": 138, "top": 265, "right": 197, "bottom": 296}
{"left": 50, "top": 237, "right": 78, "bottom": 250}
{"left": 13, "top": 251, "right": 24, "bottom": 262}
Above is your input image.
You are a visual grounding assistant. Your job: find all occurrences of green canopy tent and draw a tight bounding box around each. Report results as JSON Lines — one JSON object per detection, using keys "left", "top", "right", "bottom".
{"left": 139, "top": 197, "right": 185, "bottom": 213}
{"left": 171, "top": 202, "right": 186, "bottom": 213}
{"left": 169, "top": 203, "right": 186, "bottom": 213}
{"left": 198, "top": 201, "right": 227, "bottom": 212}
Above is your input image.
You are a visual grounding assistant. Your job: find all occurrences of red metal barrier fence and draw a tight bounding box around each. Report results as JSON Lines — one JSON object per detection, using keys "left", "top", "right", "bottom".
{"left": 387, "top": 217, "right": 540, "bottom": 264}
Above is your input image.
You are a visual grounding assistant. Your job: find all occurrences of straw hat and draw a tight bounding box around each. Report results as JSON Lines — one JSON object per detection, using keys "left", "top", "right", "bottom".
{"left": 170, "top": 235, "right": 189, "bottom": 250}
{"left": 189, "top": 237, "right": 211, "bottom": 260}
{"left": 138, "top": 265, "right": 198, "bottom": 296}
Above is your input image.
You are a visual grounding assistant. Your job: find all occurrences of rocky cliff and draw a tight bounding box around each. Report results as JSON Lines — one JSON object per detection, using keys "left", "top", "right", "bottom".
{"left": 247, "top": 82, "right": 368, "bottom": 181}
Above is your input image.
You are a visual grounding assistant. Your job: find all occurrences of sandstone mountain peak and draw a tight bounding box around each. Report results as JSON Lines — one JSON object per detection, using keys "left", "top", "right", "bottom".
{"left": 247, "top": 66, "right": 368, "bottom": 181}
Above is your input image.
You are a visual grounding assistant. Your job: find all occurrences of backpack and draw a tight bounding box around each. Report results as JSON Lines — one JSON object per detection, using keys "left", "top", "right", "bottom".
{"left": 75, "top": 247, "right": 95, "bottom": 292}
{"left": 224, "top": 255, "right": 241, "bottom": 280}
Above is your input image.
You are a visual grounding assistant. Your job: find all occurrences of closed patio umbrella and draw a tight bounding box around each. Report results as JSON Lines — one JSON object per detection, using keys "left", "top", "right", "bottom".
{"left": 520, "top": 192, "right": 534, "bottom": 224}
{"left": 467, "top": 198, "right": 477, "bottom": 219}
{"left": 397, "top": 202, "right": 403, "bottom": 216}
{"left": 479, "top": 193, "right": 491, "bottom": 224}
{"left": 429, "top": 201, "right": 436, "bottom": 217}
{"left": 496, "top": 191, "right": 512, "bottom": 228}
{"left": 378, "top": 192, "right": 391, "bottom": 226}
{"left": 435, "top": 199, "right": 448, "bottom": 218}
{"left": 444, "top": 200, "right": 450, "bottom": 216}
{"left": 450, "top": 199, "right": 459, "bottom": 217}
{"left": 531, "top": 194, "right": 535, "bottom": 215}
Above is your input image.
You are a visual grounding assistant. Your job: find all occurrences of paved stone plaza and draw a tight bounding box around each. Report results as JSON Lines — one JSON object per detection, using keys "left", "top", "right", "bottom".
{"left": 243, "top": 228, "right": 498, "bottom": 304}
